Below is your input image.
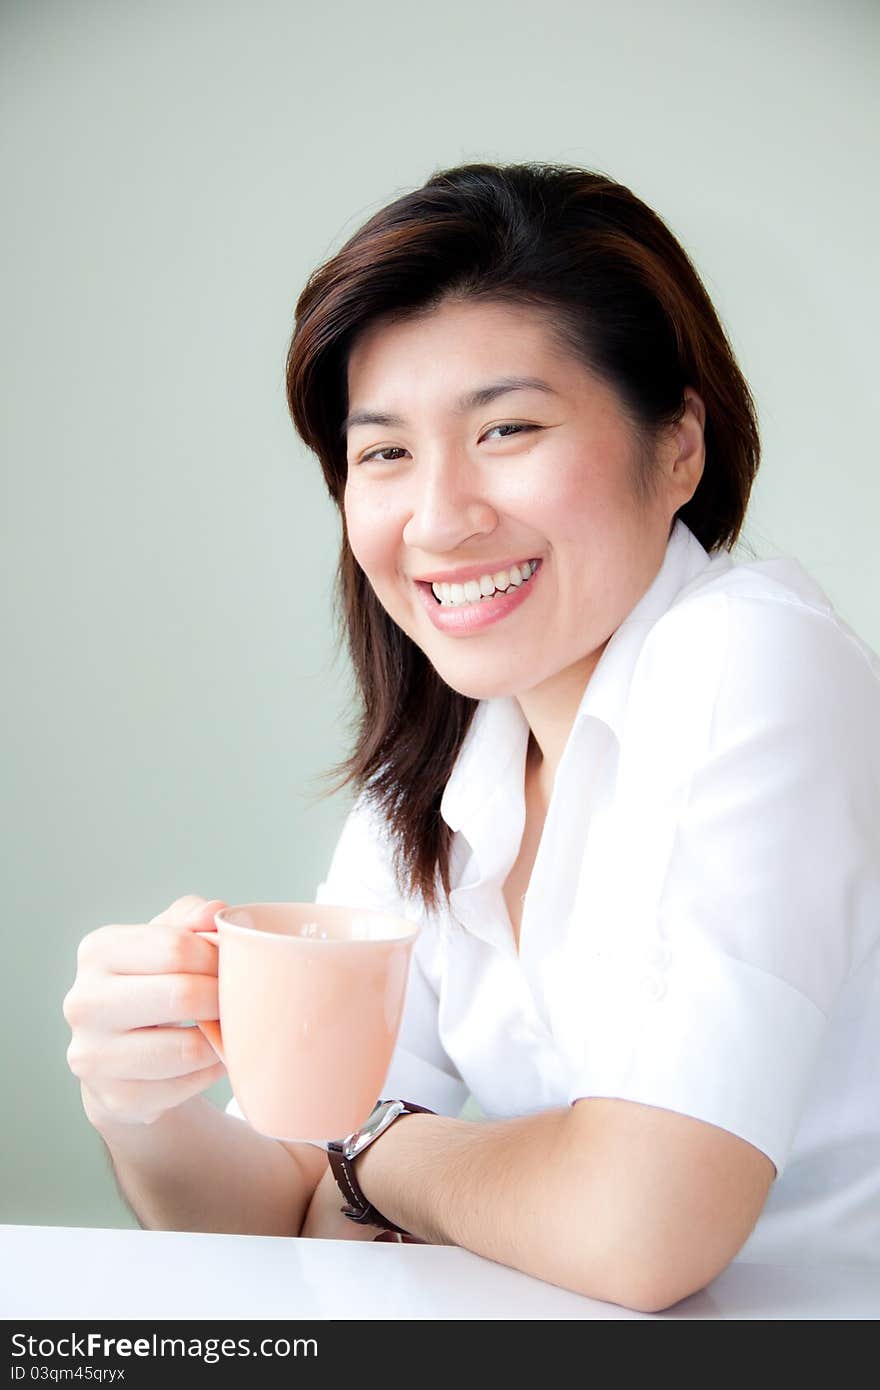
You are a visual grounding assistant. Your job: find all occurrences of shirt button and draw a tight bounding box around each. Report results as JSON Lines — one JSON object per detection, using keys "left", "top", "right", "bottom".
{"left": 641, "top": 973, "right": 667, "bottom": 1001}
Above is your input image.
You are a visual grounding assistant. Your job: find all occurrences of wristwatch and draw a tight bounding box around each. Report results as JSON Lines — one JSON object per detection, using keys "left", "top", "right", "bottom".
{"left": 327, "top": 1098, "right": 435, "bottom": 1234}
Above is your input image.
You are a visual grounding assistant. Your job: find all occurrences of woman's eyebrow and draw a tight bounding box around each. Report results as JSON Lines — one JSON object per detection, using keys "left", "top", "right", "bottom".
{"left": 340, "top": 376, "right": 558, "bottom": 440}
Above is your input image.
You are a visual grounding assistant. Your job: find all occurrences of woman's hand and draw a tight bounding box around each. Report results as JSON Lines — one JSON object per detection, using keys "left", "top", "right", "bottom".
{"left": 63, "top": 894, "right": 229, "bottom": 1132}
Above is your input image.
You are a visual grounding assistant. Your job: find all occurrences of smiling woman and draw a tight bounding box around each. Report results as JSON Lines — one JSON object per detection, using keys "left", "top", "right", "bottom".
{"left": 63, "top": 158, "right": 879, "bottom": 1312}
{"left": 287, "top": 162, "right": 759, "bottom": 916}
{"left": 275, "top": 161, "right": 880, "bottom": 1303}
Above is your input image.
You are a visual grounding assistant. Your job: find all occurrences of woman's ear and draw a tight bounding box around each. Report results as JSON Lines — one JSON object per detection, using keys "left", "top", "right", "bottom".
{"left": 669, "top": 387, "right": 706, "bottom": 507}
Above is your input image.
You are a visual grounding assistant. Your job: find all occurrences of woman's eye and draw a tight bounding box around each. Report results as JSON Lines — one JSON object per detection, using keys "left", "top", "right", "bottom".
{"left": 482, "top": 423, "right": 536, "bottom": 441}
{"left": 357, "top": 423, "right": 537, "bottom": 464}
{"left": 359, "top": 446, "right": 408, "bottom": 463}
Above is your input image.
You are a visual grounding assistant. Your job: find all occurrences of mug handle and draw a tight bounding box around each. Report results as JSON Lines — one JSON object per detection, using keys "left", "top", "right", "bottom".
{"left": 193, "top": 929, "right": 225, "bottom": 1066}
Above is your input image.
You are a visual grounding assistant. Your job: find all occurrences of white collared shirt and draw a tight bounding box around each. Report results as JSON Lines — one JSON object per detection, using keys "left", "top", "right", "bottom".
{"left": 228, "top": 519, "right": 880, "bottom": 1268}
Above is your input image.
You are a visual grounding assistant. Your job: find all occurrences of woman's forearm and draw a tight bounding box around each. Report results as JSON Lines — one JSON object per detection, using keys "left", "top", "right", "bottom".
{"left": 299, "top": 1163, "right": 388, "bottom": 1241}
{"left": 353, "top": 1106, "right": 648, "bottom": 1306}
{"left": 85, "top": 1087, "right": 326, "bottom": 1237}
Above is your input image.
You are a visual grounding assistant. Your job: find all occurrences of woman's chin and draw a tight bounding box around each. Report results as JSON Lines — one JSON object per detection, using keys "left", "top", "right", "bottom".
{"left": 436, "top": 668, "right": 534, "bottom": 702}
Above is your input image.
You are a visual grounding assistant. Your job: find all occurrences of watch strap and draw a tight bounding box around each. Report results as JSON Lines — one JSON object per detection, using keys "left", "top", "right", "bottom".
{"left": 327, "top": 1100, "right": 435, "bottom": 1234}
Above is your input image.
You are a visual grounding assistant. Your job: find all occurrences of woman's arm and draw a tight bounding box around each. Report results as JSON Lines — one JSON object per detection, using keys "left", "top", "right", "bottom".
{"left": 350, "top": 1096, "right": 774, "bottom": 1312}
{"left": 88, "top": 1090, "right": 328, "bottom": 1237}
{"left": 299, "top": 1162, "right": 387, "bottom": 1241}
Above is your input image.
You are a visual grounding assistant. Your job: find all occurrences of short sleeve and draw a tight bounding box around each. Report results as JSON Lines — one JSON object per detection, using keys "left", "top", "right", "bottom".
{"left": 564, "top": 593, "right": 880, "bottom": 1179}
{"left": 225, "top": 790, "right": 469, "bottom": 1123}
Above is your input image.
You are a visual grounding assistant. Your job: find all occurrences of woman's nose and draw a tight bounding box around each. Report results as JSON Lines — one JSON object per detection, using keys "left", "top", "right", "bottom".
{"left": 401, "top": 453, "right": 497, "bottom": 552}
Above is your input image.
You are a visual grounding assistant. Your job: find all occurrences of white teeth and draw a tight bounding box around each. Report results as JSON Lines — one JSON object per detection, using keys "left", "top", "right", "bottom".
{"left": 431, "top": 559, "right": 538, "bottom": 606}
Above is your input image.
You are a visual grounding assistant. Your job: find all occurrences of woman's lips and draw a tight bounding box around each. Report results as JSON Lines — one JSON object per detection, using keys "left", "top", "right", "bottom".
{"left": 414, "top": 559, "right": 543, "bottom": 635}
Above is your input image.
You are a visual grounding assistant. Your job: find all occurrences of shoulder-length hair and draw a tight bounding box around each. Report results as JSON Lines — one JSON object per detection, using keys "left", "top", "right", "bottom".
{"left": 287, "top": 160, "right": 760, "bottom": 917}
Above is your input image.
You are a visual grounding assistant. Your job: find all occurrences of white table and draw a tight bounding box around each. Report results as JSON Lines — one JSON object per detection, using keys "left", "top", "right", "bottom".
{"left": 2, "top": 1225, "right": 878, "bottom": 1320}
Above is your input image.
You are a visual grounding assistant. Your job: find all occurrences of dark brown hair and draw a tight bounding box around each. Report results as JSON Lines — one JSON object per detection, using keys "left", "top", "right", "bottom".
{"left": 287, "top": 160, "right": 760, "bottom": 916}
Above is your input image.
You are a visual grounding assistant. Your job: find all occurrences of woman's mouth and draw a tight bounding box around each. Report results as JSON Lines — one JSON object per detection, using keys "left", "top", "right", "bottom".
{"left": 414, "top": 559, "right": 543, "bottom": 635}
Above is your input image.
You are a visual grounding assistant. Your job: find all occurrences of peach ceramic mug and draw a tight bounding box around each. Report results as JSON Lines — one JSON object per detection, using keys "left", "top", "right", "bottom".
{"left": 195, "top": 902, "right": 419, "bottom": 1145}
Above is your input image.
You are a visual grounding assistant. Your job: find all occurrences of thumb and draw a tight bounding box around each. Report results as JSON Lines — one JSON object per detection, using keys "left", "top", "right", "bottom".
{"left": 149, "top": 895, "right": 228, "bottom": 928}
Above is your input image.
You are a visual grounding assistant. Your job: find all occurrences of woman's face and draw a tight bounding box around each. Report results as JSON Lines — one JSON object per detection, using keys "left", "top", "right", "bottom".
{"left": 342, "top": 298, "right": 703, "bottom": 702}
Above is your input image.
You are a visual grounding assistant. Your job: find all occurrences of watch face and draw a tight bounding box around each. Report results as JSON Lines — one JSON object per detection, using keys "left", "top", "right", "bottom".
{"left": 343, "top": 1099, "right": 405, "bottom": 1160}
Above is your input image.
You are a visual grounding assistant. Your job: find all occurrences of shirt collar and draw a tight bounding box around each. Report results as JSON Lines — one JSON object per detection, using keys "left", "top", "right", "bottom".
{"left": 439, "top": 518, "right": 724, "bottom": 834}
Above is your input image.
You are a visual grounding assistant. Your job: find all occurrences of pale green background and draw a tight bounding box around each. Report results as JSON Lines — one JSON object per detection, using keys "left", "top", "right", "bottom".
{"left": 2, "top": 0, "right": 877, "bottom": 1231}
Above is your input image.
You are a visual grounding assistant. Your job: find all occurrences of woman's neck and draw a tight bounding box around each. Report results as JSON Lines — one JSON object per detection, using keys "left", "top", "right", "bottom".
{"left": 517, "top": 638, "right": 609, "bottom": 797}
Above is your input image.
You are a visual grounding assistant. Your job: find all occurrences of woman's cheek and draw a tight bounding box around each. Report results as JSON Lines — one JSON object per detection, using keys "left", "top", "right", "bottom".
{"left": 345, "top": 526, "right": 378, "bottom": 582}
{"left": 344, "top": 493, "right": 395, "bottom": 579}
